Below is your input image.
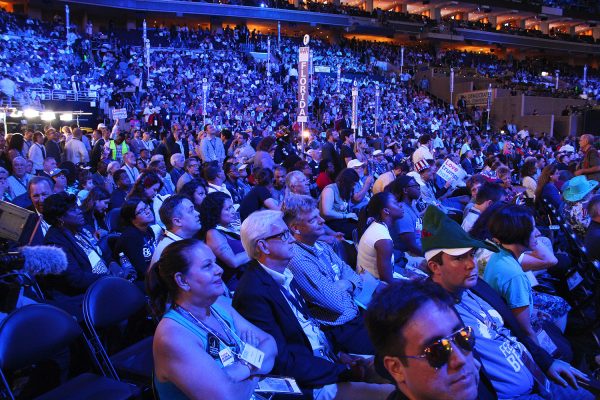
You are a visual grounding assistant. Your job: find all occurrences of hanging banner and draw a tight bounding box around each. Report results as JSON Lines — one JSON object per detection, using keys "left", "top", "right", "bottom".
{"left": 297, "top": 46, "right": 310, "bottom": 123}
{"left": 351, "top": 80, "right": 358, "bottom": 130}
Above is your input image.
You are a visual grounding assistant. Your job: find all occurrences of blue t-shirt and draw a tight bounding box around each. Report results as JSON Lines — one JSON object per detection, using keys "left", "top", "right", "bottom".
{"left": 457, "top": 290, "right": 534, "bottom": 398}
{"left": 483, "top": 248, "right": 533, "bottom": 315}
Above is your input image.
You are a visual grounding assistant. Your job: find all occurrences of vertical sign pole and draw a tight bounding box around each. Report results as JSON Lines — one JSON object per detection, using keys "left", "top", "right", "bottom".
{"left": 351, "top": 80, "right": 358, "bottom": 141}
{"left": 375, "top": 83, "right": 380, "bottom": 138}
{"left": 202, "top": 79, "right": 208, "bottom": 127}
{"left": 400, "top": 46, "right": 404, "bottom": 79}
{"left": 449, "top": 67, "right": 454, "bottom": 110}
{"left": 298, "top": 35, "right": 310, "bottom": 157}
{"left": 486, "top": 83, "right": 492, "bottom": 131}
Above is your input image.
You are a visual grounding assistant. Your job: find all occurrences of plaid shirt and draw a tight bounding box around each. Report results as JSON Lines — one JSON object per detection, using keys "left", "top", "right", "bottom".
{"left": 288, "top": 241, "right": 362, "bottom": 326}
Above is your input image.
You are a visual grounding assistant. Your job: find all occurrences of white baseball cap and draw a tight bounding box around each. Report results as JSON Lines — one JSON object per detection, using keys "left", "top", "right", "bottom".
{"left": 347, "top": 159, "right": 365, "bottom": 169}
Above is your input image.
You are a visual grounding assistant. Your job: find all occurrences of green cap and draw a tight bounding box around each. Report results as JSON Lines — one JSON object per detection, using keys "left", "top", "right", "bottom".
{"left": 421, "top": 206, "right": 498, "bottom": 260}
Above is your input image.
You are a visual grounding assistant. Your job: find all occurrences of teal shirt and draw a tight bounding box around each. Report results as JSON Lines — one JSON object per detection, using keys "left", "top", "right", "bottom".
{"left": 483, "top": 248, "right": 533, "bottom": 315}
{"left": 154, "top": 303, "right": 240, "bottom": 400}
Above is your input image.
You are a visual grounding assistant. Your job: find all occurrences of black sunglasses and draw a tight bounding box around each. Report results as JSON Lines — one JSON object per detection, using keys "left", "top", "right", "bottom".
{"left": 400, "top": 326, "right": 475, "bottom": 369}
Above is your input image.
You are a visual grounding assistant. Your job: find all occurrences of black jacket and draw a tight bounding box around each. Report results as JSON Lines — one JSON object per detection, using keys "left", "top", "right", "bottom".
{"left": 43, "top": 226, "right": 108, "bottom": 296}
{"left": 233, "top": 261, "right": 349, "bottom": 399}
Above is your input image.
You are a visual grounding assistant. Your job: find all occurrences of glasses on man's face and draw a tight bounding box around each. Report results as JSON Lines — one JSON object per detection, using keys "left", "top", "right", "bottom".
{"left": 135, "top": 204, "right": 151, "bottom": 216}
{"left": 399, "top": 326, "right": 475, "bottom": 370}
{"left": 260, "top": 228, "right": 291, "bottom": 242}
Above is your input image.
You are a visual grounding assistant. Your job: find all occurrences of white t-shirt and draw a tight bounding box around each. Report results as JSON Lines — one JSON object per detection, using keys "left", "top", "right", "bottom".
{"left": 357, "top": 222, "right": 393, "bottom": 279}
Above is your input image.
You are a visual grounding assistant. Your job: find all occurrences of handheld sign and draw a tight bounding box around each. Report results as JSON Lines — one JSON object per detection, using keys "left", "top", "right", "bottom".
{"left": 112, "top": 108, "right": 127, "bottom": 120}
{"left": 436, "top": 159, "right": 467, "bottom": 183}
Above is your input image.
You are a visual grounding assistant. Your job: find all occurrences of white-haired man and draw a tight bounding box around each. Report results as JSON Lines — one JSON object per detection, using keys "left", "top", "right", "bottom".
{"left": 233, "top": 210, "right": 393, "bottom": 400}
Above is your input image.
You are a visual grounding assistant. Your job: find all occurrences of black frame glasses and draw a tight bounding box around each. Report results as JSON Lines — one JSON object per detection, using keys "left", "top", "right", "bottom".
{"left": 399, "top": 326, "right": 475, "bottom": 369}
{"left": 260, "top": 228, "right": 291, "bottom": 242}
{"left": 135, "top": 204, "right": 151, "bottom": 216}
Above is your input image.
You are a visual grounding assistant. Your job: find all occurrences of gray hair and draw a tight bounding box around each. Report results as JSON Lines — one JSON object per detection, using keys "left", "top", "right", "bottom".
{"left": 170, "top": 153, "right": 184, "bottom": 167}
{"left": 240, "top": 210, "right": 284, "bottom": 259}
{"left": 282, "top": 194, "right": 317, "bottom": 226}
{"left": 285, "top": 170, "right": 306, "bottom": 196}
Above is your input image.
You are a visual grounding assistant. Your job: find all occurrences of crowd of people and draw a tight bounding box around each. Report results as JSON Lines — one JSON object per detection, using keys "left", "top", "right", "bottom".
{"left": 0, "top": 6, "right": 600, "bottom": 400}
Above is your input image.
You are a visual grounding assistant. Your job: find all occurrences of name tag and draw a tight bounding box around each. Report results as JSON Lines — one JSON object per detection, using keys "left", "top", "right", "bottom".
{"left": 219, "top": 347, "right": 235, "bottom": 367}
{"left": 536, "top": 329, "right": 558, "bottom": 356}
{"left": 241, "top": 343, "right": 265, "bottom": 370}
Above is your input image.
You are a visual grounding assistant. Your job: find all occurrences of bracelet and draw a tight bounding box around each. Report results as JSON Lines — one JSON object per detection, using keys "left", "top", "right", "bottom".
{"left": 238, "top": 359, "right": 257, "bottom": 375}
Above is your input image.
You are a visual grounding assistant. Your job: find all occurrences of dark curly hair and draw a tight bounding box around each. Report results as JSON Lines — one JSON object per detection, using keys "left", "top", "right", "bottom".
{"left": 127, "top": 171, "right": 163, "bottom": 201}
{"left": 42, "top": 192, "right": 78, "bottom": 226}
{"left": 179, "top": 179, "right": 207, "bottom": 208}
{"left": 198, "top": 192, "right": 230, "bottom": 240}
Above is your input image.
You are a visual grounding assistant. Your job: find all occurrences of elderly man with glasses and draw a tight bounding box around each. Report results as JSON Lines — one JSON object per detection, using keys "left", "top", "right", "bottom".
{"left": 233, "top": 210, "right": 393, "bottom": 400}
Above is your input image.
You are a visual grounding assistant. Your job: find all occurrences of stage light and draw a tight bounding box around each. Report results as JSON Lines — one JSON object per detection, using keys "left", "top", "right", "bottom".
{"left": 60, "top": 113, "right": 73, "bottom": 121}
{"left": 41, "top": 112, "right": 56, "bottom": 121}
{"left": 23, "top": 109, "right": 39, "bottom": 119}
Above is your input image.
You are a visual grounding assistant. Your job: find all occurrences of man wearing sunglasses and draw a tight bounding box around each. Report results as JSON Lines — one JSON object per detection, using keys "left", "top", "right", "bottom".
{"left": 423, "top": 205, "right": 594, "bottom": 400}
{"left": 234, "top": 210, "right": 394, "bottom": 399}
{"left": 366, "top": 279, "right": 480, "bottom": 400}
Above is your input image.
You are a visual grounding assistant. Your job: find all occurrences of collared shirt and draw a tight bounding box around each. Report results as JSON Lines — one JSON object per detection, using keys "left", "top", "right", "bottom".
{"left": 207, "top": 182, "right": 232, "bottom": 199}
{"left": 412, "top": 144, "right": 433, "bottom": 164}
{"left": 122, "top": 164, "right": 140, "bottom": 183}
{"left": 7, "top": 174, "right": 32, "bottom": 199}
{"left": 259, "top": 262, "right": 327, "bottom": 354}
{"left": 288, "top": 241, "right": 361, "bottom": 326}
{"left": 150, "top": 230, "right": 183, "bottom": 267}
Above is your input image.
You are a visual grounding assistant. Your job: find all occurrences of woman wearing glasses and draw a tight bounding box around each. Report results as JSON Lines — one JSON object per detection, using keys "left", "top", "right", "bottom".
{"left": 114, "top": 198, "right": 161, "bottom": 279}
{"left": 148, "top": 239, "right": 277, "bottom": 400}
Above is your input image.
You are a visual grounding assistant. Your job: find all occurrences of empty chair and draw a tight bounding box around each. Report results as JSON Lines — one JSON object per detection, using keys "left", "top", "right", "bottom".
{"left": 83, "top": 276, "right": 154, "bottom": 383}
{"left": 0, "top": 303, "right": 139, "bottom": 400}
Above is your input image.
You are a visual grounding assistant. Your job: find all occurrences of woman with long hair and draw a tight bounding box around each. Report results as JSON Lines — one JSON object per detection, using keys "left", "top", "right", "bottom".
{"left": 535, "top": 164, "right": 563, "bottom": 211}
{"left": 81, "top": 186, "right": 110, "bottom": 239}
{"left": 199, "top": 192, "right": 251, "bottom": 290}
{"left": 356, "top": 192, "right": 404, "bottom": 284}
{"left": 319, "top": 168, "right": 360, "bottom": 239}
{"left": 127, "top": 171, "right": 167, "bottom": 227}
{"left": 520, "top": 157, "right": 538, "bottom": 200}
{"left": 147, "top": 239, "right": 276, "bottom": 400}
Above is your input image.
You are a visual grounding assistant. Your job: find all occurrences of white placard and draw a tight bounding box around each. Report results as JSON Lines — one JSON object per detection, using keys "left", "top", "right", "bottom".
{"left": 112, "top": 108, "right": 127, "bottom": 119}
{"left": 436, "top": 159, "right": 466, "bottom": 183}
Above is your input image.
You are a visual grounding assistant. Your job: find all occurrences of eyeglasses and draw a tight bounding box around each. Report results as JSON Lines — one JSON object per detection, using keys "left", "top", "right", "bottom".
{"left": 399, "top": 326, "right": 475, "bottom": 369}
{"left": 260, "top": 228, "right": 291, "bottom": 242}
{"left": 135, "top": 204, "right": 151, "bottom": 216}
